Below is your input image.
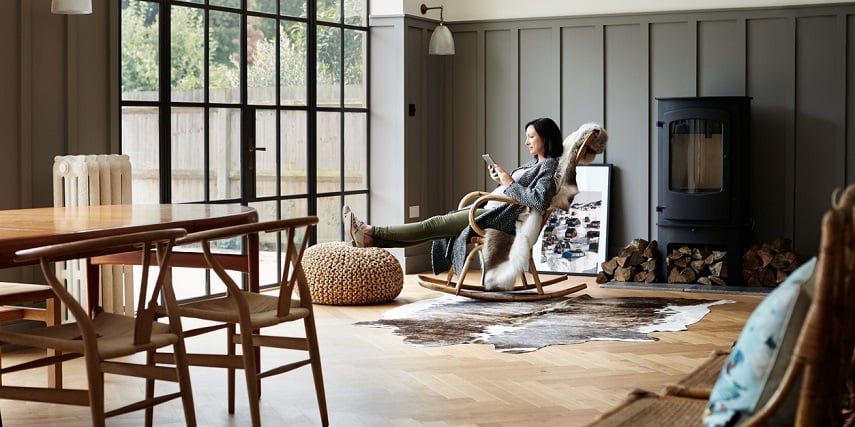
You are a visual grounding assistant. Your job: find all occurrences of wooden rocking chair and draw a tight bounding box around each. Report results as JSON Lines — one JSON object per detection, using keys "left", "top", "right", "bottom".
{"left": 418, "top": 194, "right": 588, "bottom": 301}
{"left": 418, "top": 124, "right": 606, "bottom": 301}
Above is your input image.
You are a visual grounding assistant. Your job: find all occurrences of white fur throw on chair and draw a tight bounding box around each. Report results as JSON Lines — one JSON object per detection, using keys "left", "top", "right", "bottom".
{"left": 481, "top": 123, "right": 608, "bottom": 291}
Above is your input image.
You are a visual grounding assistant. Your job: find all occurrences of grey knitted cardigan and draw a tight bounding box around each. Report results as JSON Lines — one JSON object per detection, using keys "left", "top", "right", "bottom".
{"left": 431, "top": 157, "right": 559, "bottom": 276}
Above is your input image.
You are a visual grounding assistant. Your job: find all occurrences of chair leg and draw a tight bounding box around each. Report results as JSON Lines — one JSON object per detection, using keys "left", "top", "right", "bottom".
{"left": 88, "top": 370, "right": 106, "bottom": 427}
{"left": 227, "top": 323, "right": 236, "bottom": 415}
{"left": 304, "top": 316, "right": 329, "bottom": 427}
{"left": 172, "top": 338, "right": 197, "bottom": 427}
{"left": 238, "top": 324, "right": 262, "bottom": 427}
{"left": 144, "top": 351, "right": 155, "bottom": 427}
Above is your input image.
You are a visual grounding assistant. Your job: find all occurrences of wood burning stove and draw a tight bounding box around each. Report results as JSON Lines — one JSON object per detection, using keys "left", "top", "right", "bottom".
{"left": 656, "top": 96, "right": 752, "bottom": 285}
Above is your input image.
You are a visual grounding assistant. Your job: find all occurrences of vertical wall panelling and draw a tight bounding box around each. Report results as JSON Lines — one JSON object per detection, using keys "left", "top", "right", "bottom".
{"left": 19, "top": 1, "right": 35, "bottom": 211}
{"left": 404, "top": 24, "right": 423, "bottom": 220}
{"left": 485, "top": 28, "right": 516, "bottom": 185}
{"left": 746, "top": 17, "right": 795, "bottom": 251}
{"left": 848, "top": 15, "right": 855, "bottom": 184}
{"left": 450, "top": 31, "right": 481, "bottom": 202}
{"left": 518, "top": 27, "right": 560, "bottom": 162}
{"left": 31, "top": 9, "right": 67, "bottom": 209}
{"left": 793, "top": 15, "right": 845, "bottom": 255}
{"left": 649, "top": 21, "right": 695, "bottom": 242}
{"left": 604, "top": 23, "right": 648, "bottom": 257}
{"left": 75, "top": 0, "right": 112, "bottom": 156}
{"left": 698, "top": 19, "right": 745, "bottom": 96}
{"left": 560, "top": 25, "right": 605, "bottom": 141}
{"left": 67, "top": 21, "right": 80, "bottom": 156}
{"left": 403, "top": 24, "right": 430, "bottom": 264}
{"left": 5, "top": 1, "right": 24, "bottom": 211}
{"left": 422, "top": 32, "right": 448, "bottom": 221}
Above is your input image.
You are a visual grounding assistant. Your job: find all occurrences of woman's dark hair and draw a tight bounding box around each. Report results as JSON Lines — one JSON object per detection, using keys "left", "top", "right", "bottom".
{"left": 525, "top": 117, "right": 563, "bottom": 159}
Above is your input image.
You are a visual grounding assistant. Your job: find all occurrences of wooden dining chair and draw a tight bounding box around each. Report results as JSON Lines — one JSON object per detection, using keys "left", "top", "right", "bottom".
{"left": 153, "top": 217, "right": 327, "bottom": 427}
{"left": 0, "top": 282, "right": 62, "bottom": 388}
{"left": 0, "top": 228, "right": 196, "bottom": 427}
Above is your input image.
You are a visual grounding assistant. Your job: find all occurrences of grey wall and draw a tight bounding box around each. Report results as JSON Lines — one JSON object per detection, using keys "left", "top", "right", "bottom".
{"left": 0, "top": 0, "right": 114, "bottom": 282}
{"left": 390, "top": 3, "right": 855, "bottom": 273}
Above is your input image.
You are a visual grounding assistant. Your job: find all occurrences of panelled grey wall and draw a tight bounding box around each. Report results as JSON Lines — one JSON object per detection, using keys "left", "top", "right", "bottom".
{"left": 426, "top": 4, "right": 855, "bottom": 274}
{"left": 0, "top": 0, "right": 113, "bottom": 282}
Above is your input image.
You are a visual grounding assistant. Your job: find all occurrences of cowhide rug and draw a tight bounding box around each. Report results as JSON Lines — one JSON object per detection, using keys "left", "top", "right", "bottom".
{"left": 356, "top": 294, "right": 732, "bottom": 353}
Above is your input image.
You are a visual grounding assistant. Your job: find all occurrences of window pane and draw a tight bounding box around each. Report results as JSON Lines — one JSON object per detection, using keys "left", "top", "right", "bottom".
{"left": 344, "top": 0, "right": 365, "bottom": 26}
{"left": 171, "top": 107, "right": 205, "bottom": 203}
{"left": 280, "top": 20, "right": 307, "bottom": 106}
{"left": 171, "top": 6, "right": 204, "bottom": 102}
{"left": 317, "top": 26, "right": 341, "bottom": 106}
{"left": 316, "top": 112, "right": 341, "bottom": 193}
{"left": 121, "top": 106, "right": 160, "bottom": 204}
{"left": 210, "top": 0, "right": 240, "bottom": 9}
{"left": 249, "top": 200, "right": 282, "bottom": 288}
{"left": 255, "top": 109, "right": 277, "bottom": 198}
{"left": 210, "top": 10, "right": 241, "bottom": 104}
{"left": 281, "top": 110, "right": 307, "bottom": 196}
{"left": 317, "top": 196, "right": 342, "bottom": 242}
{"left": 247, "top": 17, "right": 277, "bottom": 105}
{"left": 281, "top": 198, "right": 308, "bottom": 220}
{"left": 344, "top": 112, "right": 366, "bottom": 191}
{"left": 343, "top": 29, "right": 366, "bottom": 108}
{"left": 249, "top": 0, "right": 276, "bottom": 14}
{"left": 317, "top": 0, "right": 340, "bottom": 23}
{"left": 209, "top": 107, "right": 242, "bottom": 201}
{"left": 121, "top": 0, "right": 159, "bottom": 101}
{"left": 280, "top": 0, "right": 306, "bottom": 18}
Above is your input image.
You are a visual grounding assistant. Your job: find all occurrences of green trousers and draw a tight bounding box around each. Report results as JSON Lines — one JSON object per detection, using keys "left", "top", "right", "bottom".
{"left": 371, "top": 209, "right": 488, "bottom": 248}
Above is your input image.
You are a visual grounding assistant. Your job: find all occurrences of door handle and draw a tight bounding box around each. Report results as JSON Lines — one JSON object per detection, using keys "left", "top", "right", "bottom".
{"left": 247, "top": 136, "right": 266, "bottom": 171}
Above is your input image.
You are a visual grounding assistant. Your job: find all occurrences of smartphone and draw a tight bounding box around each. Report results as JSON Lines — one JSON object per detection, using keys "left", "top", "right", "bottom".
{"left": 482, "top": 154, "right": 496, "bottom": 166}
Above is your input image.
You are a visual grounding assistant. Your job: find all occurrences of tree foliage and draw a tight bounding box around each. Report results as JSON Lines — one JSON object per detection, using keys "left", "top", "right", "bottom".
{"left": 121, "top": 0, "right": 365, "bottom": 95}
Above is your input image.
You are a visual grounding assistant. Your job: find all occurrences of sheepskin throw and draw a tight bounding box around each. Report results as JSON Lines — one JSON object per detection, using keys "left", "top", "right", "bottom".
{"left": 303, "top": 242, "right": 403, "bottom": 305}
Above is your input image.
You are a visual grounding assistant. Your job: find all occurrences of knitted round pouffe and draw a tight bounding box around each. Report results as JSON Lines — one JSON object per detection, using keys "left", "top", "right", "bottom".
{"left": 302, "top": 241, "right": 403, "bottom": 305}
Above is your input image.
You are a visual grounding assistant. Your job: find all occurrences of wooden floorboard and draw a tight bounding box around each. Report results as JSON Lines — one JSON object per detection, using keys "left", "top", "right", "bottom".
{"left": 0, "top": 274, "right": 761, "bottom": 426}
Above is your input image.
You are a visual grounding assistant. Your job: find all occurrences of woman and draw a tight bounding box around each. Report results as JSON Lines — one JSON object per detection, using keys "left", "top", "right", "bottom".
{"left": 343, "top": 117, "right": 564, "bottom": 273}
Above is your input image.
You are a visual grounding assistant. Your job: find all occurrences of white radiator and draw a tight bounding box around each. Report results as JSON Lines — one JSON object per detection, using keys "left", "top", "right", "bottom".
{"left": 52, "top": 154, "right": 134, "bottom": 318}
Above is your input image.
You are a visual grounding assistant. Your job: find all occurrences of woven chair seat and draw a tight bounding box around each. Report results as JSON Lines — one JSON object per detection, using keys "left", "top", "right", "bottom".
{"left": 303, "top": 242, "right": 404, "bottom": 305}
{"left": 589, "top": 389, "right": 707, "bottom": 427}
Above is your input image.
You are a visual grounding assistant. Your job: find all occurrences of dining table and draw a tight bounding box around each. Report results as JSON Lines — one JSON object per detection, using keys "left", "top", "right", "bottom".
{"left": 0, "top": 203, "right": 259, "bottom": 390}
{"left": 0, "top": 203, "right": 260, "bottom": 312}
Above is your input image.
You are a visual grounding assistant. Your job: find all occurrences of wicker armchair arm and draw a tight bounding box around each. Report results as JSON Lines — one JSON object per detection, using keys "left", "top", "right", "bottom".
{"left": 467, "top": 194, "right": 525, "bottom": 237}
{"left": 458, "top": 191, "right": 491, "bottom": 210}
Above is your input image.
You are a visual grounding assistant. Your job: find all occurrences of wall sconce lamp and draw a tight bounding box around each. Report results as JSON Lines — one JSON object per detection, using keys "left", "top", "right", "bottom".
{"left": 420, "top": 4, "right": 455, "bottom": 55}
{"left": 51, "top": 0, "right": 92, "bottom": 14}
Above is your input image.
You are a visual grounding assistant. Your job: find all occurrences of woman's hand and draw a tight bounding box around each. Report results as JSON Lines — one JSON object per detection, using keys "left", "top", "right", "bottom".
{"left": 490, "top": 164, "right": 513, "bottom": 186}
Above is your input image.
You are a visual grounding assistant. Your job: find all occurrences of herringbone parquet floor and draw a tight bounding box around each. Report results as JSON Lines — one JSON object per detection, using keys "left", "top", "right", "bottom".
{"left": 0, "top": 274, "right": 761, "bottom": 426}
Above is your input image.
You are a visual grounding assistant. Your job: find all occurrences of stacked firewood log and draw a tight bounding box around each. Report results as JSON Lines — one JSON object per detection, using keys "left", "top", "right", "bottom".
{"left": 741, "top": 238, "right": 801, "bottom": 287}
{"left": 596, "top": 239, "right": 658, "bottom": 284}
{"left": 664, "top": 246, "right": 728, "bottom": 285}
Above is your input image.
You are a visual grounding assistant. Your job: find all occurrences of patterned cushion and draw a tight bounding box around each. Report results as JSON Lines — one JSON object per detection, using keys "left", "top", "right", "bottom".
{"left": 704, "top": 257, "right": 815, "bottom": 426}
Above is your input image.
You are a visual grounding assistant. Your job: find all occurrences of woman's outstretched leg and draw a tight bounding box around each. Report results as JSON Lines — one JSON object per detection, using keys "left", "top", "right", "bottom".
{"left": 342, "top": 206, "right": 485, "bottom": 248}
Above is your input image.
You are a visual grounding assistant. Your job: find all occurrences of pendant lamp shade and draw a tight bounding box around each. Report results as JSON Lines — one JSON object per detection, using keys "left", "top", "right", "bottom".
{"left": 428, "top": 23, "right": 455, "bottom": 55}
{"left": 51, "top": 0, "right": 92, "bottom": 14}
